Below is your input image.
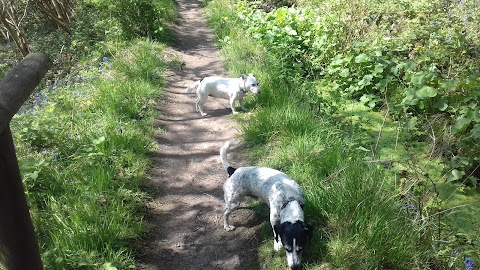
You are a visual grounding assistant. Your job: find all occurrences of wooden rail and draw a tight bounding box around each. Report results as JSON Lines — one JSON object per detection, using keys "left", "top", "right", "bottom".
{"left": 0, "top": 53, "right": 52, "bottom": 270}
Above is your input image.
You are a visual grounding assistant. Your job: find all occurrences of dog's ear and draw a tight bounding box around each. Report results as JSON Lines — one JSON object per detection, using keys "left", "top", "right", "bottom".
{"left": 227, "top": 166, "right": 236, "bottom": 177}
{"left": 240, "top": 74, "right": 247, "bottom": 81}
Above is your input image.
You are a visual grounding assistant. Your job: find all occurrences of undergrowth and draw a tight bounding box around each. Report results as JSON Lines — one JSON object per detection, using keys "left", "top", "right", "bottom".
{"left": 206, "top": 0, "right": 480, "bottom": 269}
{"left": 12, "top": 39, "right": 167, "bottom": 269}
{"left": 4, "top": 0, "right": 178, "bottom": 268}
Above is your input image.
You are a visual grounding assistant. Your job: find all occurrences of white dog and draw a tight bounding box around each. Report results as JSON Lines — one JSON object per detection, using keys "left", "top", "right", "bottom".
{"left": 186, "top": 74, "right": 260, "bottom": 116}
{"left": 220, "top": 140, "right": 312, "bottom": 270}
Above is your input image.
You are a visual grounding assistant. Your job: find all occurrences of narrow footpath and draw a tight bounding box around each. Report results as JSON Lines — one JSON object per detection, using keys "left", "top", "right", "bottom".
{"left": 138, "top": 0, "right": 262, "bottom": 269}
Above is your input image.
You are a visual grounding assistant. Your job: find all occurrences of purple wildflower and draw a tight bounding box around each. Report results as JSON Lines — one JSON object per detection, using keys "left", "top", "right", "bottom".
{"left": 464, "top": 258, "right": 475, "bottom": 270}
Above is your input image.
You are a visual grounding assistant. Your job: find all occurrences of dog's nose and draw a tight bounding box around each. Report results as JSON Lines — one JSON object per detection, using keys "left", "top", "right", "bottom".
{"left": 291, "top": 265, "right": 299, "bottom": 270}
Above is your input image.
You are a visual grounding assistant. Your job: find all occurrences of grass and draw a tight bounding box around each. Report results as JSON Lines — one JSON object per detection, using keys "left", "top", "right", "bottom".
{"left": 11, "top": 39, "right": 168, "bottom": 269}
{"left": 205, "top": 0, "right": 452, "bottom": 269}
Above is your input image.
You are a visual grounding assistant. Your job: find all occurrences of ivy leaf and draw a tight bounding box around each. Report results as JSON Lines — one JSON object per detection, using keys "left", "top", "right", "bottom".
{"left": 416, "top": 86, "right": 437, "bottom": 98}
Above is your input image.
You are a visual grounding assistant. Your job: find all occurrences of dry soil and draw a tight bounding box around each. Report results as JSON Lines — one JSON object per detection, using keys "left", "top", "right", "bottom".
{"left": 138, "top": 0, "right": 264, "bottom": 269}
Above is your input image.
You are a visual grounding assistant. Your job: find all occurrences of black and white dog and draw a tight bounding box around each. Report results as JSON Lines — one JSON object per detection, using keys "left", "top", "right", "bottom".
{"left": 186, "top": 74, "right": 260, "bottom": 116}
{"left": 220, "top": 140, "right": 312, "bottom": 270}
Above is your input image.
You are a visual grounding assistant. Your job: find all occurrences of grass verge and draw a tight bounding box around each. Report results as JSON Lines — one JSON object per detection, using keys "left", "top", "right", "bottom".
{"left": 11, "top": 39, "right": 168, "bottom": 269}
{"left": 206, "top": 0, "right": 436, "bottom": 269}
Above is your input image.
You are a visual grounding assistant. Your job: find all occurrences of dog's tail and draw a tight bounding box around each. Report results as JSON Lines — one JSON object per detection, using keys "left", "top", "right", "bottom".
{"left": 220, "top": 140, "right": 238, "bottom": 177}
{"left": 186, "top": 80, "right": 201, "bottom": 93}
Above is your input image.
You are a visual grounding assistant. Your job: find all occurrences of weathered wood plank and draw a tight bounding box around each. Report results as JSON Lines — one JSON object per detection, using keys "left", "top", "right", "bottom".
{"left": 0, "top": 126, "right": 44, "bottom": 270}
{"left": 0, "top": 53, "right": 52, "bottom": 134}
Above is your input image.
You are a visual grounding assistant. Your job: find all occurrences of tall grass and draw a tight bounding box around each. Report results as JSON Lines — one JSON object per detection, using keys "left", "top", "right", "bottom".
{"left": 206, "top": 0, "right": 434, "bottom": 269}
{"left": 11, "top": 39, "right": 166, "bottom": 269}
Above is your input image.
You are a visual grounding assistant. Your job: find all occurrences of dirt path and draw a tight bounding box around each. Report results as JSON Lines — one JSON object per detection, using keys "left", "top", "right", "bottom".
{"left": 138, "top": 0, "right": 262, "bottom": 269}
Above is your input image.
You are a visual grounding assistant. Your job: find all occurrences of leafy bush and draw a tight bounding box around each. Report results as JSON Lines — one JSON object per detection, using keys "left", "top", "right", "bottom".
{"left": 208, "top": 0, "right": 480, "bottom": 268}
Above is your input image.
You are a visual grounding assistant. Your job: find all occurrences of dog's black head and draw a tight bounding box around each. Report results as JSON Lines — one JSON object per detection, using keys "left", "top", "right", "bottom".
{"left": 274, "top": 221, "right": 313, "bottom": 270}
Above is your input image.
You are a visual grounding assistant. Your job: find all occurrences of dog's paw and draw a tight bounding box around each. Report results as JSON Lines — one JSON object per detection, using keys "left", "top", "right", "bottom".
{"left": 274, "top": 240, "right": 283, "bottom": 251}
{"left": 201, "top": 112, "right": 208, "bottom": 117}
{"left": 224, "top": 225, "right": 236, "bottom": 231}
{"left": 232, "top": 111, "right": 239, "bottom": 115}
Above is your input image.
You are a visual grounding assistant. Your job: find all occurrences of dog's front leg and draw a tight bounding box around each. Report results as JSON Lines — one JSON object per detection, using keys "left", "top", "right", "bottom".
{"left": 271, "top": 214, "right": 283, "bottom": 251}
{"left": 229, "top": 97, "right": 239, "bottom": 114}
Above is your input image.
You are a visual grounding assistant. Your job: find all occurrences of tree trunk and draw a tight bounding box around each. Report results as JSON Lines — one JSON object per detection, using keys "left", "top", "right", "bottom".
{"left": 0, "top": 0, "right": 30, "bottom": 57}
{"left": 33, "top": 0, "right": 74, "bottom": 33}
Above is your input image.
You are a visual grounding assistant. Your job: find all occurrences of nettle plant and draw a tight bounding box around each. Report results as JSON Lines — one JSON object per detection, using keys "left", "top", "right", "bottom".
{"left": 237, "top": 3, "right": 344, "bottom": 78}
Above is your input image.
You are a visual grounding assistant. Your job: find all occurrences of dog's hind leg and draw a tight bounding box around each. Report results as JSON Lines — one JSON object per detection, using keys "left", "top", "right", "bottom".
{"left": 196, "top": 96, "right": 208, "bottom": 116}
{"left": 223, "top": 181, "right": 242, "bottom": 231}
{"left": 223, "top": 200, "right": 240, "bottom": 231}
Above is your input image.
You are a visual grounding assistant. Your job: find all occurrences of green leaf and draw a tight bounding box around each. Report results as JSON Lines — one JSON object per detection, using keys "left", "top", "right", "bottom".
{"left": 416, "top": 86, "right": 437, "bottom": 98}
{"left": 453, "top": 117, "right": 472, "bottom": 133}
{"left": 354, "top": 53, "right": 369, "bottom": 63}
{"left": 101, "top": 262, "right": 118, "bottom": 270}
{"left": 93, "top": 136, "right": 106, "bottom": 145}
{"left": 331, "top": 57, "right": 344, "bottom": 66}
{"left": 359, "top": 94, "right": 370, "bottom": 103}
{"left": 357, "top": 146, "right": 371, "bottom": 152}
{"left": 373, "top": 64, "right": 384, "bottom": 74}
{"left": 376, "top": 79, "right": 388, "bottom": 91}
{"left": 406, "top": 117, "right": 418, "bottom": 130}
{"left": 433, "top": 99, "right": 448, "bottom": 111}
{"left": 451, "top": 169, "right": 464, "bottom": 181}
{"left": 339, "top": 68, "right": 350, "bottom": 77}
{"left": 470, "top": 125, "right": 480, "bottom": 139}
{"left": 358, "top": 74, "right": 373, "bottom": 86}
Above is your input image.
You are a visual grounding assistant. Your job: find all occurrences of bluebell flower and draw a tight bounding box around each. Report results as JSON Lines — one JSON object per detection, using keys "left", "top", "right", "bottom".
{"left": 464, "top": 258, "right": 474, "bottom": 270}
{"left": 103, "top": 56, "right": 109, "bottom": 62}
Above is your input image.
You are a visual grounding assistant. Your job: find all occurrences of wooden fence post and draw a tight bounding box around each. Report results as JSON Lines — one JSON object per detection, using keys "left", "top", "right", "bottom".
{"left": 0, "top": 53, "right": 52, "bottom": 270}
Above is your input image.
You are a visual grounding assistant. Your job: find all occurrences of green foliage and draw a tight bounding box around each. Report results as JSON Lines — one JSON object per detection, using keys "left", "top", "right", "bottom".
{"left": 234, "top": 0, "right": 480, "bottom": 187}
{"left": 237, "top": 3, "right": 345, "bottom": 78}
{"left": 98, "top": 0, "right": 177, "bottom": 41}
{"left": 11, "top": 39, "right": 166, "bottom": 269}
{"left": 207, "top": 0, "right": 480, "bottom": 268}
